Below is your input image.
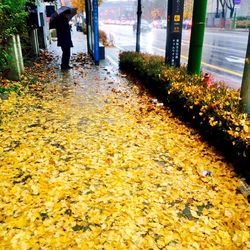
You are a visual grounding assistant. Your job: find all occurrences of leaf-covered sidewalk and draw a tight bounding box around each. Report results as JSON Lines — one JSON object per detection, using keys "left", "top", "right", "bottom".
{"left": 0, "top": 54, "right": 249, "bottom": 249}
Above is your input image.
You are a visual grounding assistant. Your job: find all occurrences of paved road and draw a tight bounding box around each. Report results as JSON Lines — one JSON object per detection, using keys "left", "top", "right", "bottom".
{"left": 103, "top": 24, "right": 248, "bottom": 89}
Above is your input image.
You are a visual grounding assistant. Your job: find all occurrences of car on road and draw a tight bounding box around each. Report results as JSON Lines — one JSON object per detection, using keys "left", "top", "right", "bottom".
{"left": 133, "top": 19, "right": 152, "bottom": 32}
{"left": 161, "top": 20, "right": 167, "bottom": 29}
{"left": 76, "top": 22, "right": 82, "bottom": 32}
{"left": 152, "top": 20, "right": 162, "bottom": 29}
{"left": 183, "top": 19, "right": 192, "bottom": 29}
{"left": 76, "top": 16, "right": 86, "bottom": 32}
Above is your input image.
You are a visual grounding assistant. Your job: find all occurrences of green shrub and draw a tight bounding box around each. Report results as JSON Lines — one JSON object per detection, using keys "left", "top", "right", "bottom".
{"left": 237, "top": 16, "right": 250, "bottom": 21}
{"left": 0, "top": 0, "right": 28, "bottom": 39}
{"left": 119, "top": 51, "right": 250, "bottom": 171}
{"left": 0, "top": 44, "right": 11, "bottom": 72}
{"left": 236, "top": 20, "right": 250, "bottom": 28}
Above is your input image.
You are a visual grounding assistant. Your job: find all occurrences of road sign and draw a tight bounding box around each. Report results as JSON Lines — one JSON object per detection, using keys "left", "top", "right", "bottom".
{"left": 234, "top": 0, "right": 240, "bottom": 5}
{"left": 165, "top": 0, "right": 184, "bottom": 67}
{"left": 174, "top": 15, "right": 180, "bottom": 22}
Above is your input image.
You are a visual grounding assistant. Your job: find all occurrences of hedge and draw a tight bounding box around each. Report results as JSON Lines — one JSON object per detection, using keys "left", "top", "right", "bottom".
{"left": 119, "top": 51, "right": 250, "bottom": 179}
{"left": 0, "top": 0, "right": 30, "bottom": 72}
{"left": 236, "top": 20, "right": 250, "bottom": 29}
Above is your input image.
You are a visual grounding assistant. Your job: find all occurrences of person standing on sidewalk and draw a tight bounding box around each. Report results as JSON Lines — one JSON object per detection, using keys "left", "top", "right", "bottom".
{"left": 56, "top": 10, "right": 73, "bottom": 70}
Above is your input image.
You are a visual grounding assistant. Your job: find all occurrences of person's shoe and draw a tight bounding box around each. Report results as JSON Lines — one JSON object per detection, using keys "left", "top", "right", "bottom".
{"left": 61, "top": 65, "right": 73, "bottom": 70}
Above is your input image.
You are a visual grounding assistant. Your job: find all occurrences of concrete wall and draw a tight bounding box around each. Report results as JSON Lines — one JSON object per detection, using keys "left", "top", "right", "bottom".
{"left": 207, "top": 0, "right": 218, "bottom": 13}
{"left": 207, "top": 0, "right": 250, "bottom": 17}
{"left": 237, "top": 0, "right": 250, "bottom": 17}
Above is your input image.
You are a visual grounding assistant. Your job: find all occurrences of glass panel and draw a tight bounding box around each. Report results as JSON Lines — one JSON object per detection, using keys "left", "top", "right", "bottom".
{"left": 201, "top": 0, "right": 249, "bottom": 89}
{"left": 99, "top": 0, "right": 249, "bottom": 89}
{"left": 99, "top": 0, "right": 137, "bottom": 52}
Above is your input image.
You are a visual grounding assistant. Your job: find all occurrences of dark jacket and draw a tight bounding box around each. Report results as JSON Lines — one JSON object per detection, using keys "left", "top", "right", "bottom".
{"left": 56, "top": 15, "right": 73, "bottom": 48}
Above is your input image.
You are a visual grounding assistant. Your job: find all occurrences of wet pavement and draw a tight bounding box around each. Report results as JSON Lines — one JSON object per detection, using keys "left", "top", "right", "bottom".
{"left": 0, "top": 31, "right": 250, "bottom": 249}
{"left": 101, "top": 24, "right": 248, "bottom": 89}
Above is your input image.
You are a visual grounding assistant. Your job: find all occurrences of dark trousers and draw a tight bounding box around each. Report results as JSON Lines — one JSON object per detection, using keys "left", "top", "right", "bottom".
{"left": 61, "top": 46, "right": 71, "bottom": 67}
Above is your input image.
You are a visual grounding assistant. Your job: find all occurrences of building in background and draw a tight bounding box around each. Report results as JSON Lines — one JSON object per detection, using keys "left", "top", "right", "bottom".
{"left": 99, "top": 0, "right": 136, "bottom": 23}
{"left": 26, "top": 0, "right": 50, "bottom": 52}
{"left": 60, "top": 0, "right": 72, "bottom": 6}
{"left": 207, "top": 0, "right": 250, "bottom": 28}
{"left": 237, "top": 0, "right": 250, "bottom": 17}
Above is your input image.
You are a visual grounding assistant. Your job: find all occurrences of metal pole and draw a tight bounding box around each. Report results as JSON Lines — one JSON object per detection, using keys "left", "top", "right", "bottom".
{"left": 187, "top": 0, "right": 208, "bottom": 74}
{"left": 136, "top": 0, "right": 142, "bottom": 52}
{"left": 240, "top": 30, "right": 250, "bottom": 115}
{"left": 85, "top": 0, "right": 90, "bottom": 54}
{"left": 165, "top": 0, "right": 173, "bottom": 64}
{"left": 93, "top": 0, "right": 100, "bottom": 65}
{"left": 233, "top": 8, "right": 237, "bottom": 29}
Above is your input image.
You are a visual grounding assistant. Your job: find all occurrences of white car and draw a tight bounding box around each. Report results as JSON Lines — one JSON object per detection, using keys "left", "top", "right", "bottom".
{"left": 161, "top": 20, "right": 167, "bottom": 29}
{"left": 133, "top": 19, "right": 152, "bottom": 32}
{"left": 152, "top": 20, "right": 162, "bottom": 28}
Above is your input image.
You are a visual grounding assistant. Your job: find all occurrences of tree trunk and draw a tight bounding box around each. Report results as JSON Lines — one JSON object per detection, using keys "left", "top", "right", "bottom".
{"left": 219, "top": 0, "right": 226, "bottom": 28}
{"left": 230, "top": 8, "right": 234, "bottom": 18}
{"left": 216, "top": 0, "right": 219, "bottom": 18}
{"left": 225, "top": 0, "right": 235, "bottom": 19}
{"left": 221, "top": 7, "right": 225, "bottom": 18}
{"left": 219, "top": 0, "right": 226, "bottom": 18}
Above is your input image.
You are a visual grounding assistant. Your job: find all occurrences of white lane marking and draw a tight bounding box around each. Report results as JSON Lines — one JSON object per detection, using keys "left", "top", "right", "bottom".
{"left": 115, "top": 44, "right": 242, "bottom": 77}
{"left": 115, "top": 45, "right": 126, "bottom": 51}
{"left": 151, "top": 47, "right": 166, "bottom": 53}
{"left": 146, "top": 46, "right": 243, "bottom": 77}
{"left": 182, "top": 39, "right": 245, "bottom": 54}
{"left": 106, "top": 55, "right": 119, "bottom": 67}
{"left": 225, "top": 56, "right": 245, "bottom": 64}
{"left": 204, "top": 30, "right": 248, "bottom": 41}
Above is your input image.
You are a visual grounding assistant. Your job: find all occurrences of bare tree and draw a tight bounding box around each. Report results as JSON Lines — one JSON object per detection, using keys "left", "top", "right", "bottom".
{"left": 142, "top": 0, "right": 167, "bottom": 20}
{"left": 225, "top": 0, "right": 235, "bottom": 18}
{"left": 218, "top": 0, "right": 227, "bottom": 27}
{"left": 219, "top": 0, "right": 226, "bottom": 18}
{"left": 215, "top": 0, "right": 220, "bottom": 18}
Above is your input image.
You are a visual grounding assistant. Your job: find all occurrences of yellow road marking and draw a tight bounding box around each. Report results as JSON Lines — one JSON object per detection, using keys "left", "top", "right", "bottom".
{"left": 152, "top": 46, "right": 242, "bottom": 77}
{"left": 181, "top": 55, "right": 242, "bottom": 77}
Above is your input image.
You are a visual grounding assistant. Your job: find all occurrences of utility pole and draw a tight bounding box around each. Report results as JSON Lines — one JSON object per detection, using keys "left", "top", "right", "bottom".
{"left": 187, "top": 0, "right": 208, "bottom": 74}
{"left": 135, "top": 0, "right": 142, "bottom": 52}
{"left": 240, "top": 30, "right": 250, "bottom": 115}
{"left": 85, "top": 0, "right": 90, "bottom": 54}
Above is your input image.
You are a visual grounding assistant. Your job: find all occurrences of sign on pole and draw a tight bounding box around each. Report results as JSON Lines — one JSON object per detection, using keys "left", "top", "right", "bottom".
{"left": 165, "top": 0, "right": 184, "bottom": 67}
{"left": 135, "top": 0, "right": 142, "bottom": 52}
{"left": 234, "top": 0, "right": 240, "bottom": 5}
